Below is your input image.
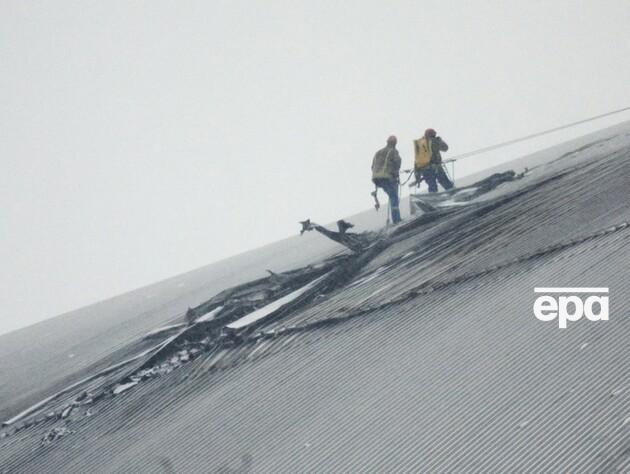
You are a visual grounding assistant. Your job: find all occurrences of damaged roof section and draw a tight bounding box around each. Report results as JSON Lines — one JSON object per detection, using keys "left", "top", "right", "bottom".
{"left": 1, "top": 128, "right": 630, "bottom": 472}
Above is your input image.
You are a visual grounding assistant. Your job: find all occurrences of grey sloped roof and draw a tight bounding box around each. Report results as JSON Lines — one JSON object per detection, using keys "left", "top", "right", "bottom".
{"left": 1, "top": 125, "right": 630, "bottom": 473}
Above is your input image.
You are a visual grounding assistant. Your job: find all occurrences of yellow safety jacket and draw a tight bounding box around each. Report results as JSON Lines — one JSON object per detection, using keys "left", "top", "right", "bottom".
{"left": 414, "top": 138, "right": 432, "bottom": 169}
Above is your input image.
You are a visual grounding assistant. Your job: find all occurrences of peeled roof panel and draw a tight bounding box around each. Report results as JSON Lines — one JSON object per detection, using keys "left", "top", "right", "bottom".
{"left": 226, "top": 274, "right": 329, "bottom": 329}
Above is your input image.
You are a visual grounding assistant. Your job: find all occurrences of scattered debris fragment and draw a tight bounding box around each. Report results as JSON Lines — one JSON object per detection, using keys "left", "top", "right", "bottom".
{"left": 41, "top": 426, "right": 74, "bottom": 446}
{"left": 113, "top": 381, "right": 139, "bottom": 395}
{"left": 61, "top": 406, "right": 73, "bottom": 419}
{"left": 299, "top": 219, "right": 373, "bottom": 252}
{"left": 299, "top": 219, "right": 313, "bottom": 235}
{"left": 337, "top": 219, "right": 354, "bottom": 234}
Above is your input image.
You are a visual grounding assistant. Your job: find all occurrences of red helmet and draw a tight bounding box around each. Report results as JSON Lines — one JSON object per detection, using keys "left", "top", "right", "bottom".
{"left": 425, "top": 128, "right": 437, "bottom": 138}
{"left": 387, "top": 135, "right": 397, "bottom": 145}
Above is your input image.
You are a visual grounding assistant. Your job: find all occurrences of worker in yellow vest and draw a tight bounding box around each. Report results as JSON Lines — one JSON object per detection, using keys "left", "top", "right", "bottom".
{"left": 413, "top": 128, "right": 453, "bottom": 193}
{"left": 372, "top": 135, "right": 402, "bottom": 224}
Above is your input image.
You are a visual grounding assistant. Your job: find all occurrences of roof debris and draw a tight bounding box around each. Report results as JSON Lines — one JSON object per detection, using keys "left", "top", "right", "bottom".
{"left": 112, "top": 382, "right": 138, "bottom": 396}
{"left": 41, "top": 426, "right": 74, "bottom": 446}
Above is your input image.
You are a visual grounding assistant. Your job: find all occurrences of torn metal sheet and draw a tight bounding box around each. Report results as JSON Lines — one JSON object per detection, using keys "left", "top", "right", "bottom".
{"left": 226, "top": 274, "right": 330, "bottom": 330}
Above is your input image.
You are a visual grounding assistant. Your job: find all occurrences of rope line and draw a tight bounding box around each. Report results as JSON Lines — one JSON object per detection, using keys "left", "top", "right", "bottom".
{"left": 444, "top": 106, "right": 630, "bottom": 164}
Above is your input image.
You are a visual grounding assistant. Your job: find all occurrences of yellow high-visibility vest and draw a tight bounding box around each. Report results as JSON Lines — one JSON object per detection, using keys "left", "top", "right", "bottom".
{"left": 414, "top": 138, "right": 432, "bottom": 169}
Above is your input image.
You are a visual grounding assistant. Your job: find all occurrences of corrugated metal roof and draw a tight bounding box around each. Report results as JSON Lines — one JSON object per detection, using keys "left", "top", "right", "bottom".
{"left": 1, "top": 129, "right": 630, "bottom": 473}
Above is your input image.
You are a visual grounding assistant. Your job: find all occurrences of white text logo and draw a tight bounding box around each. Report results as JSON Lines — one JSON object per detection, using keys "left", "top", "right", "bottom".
{"left": 533, "top": 287, "right": 609, "bottom": 329}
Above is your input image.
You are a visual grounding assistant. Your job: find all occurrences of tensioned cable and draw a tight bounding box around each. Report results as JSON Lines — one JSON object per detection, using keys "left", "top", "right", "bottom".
{"left": 443, "top": 105, "right": 630, "bottom": 163}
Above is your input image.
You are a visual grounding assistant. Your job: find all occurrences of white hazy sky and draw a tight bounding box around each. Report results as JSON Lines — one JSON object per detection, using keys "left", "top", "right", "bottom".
{"left": 2, "top": 1, "right": 630, "bottom": 336}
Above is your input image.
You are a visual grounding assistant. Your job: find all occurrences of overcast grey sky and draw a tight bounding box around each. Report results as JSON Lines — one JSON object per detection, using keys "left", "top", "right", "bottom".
{"left": 2, "top": 0, "right": 630, "bottom": 336}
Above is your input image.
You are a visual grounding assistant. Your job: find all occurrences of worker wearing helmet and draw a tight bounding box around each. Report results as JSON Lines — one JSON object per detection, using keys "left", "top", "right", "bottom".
{"left": 372, "top": 135, "right": 402, "bottom": 224}
{"left": 413, "top": 128, "right": 453, "bottom": 193}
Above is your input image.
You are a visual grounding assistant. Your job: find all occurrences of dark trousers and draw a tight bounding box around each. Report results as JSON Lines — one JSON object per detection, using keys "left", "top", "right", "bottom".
{"left": 422, "top": 165, "right": 453, "bottom": 193}
{"left": 373, "top": 178, "right": 401, "bottom": 223}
